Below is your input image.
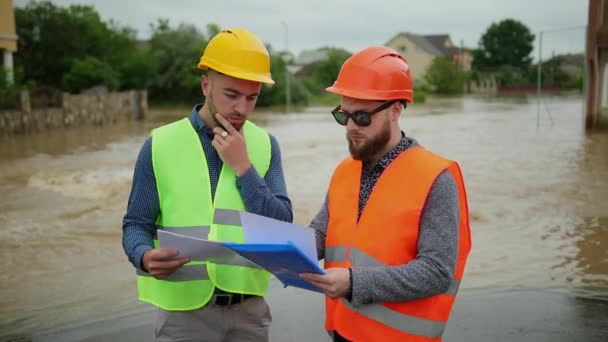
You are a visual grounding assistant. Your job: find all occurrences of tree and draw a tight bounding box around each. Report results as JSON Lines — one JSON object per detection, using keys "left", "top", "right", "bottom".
{"left": 424, "top": 57, "right": 465, "bottom": 94}
{"left": 257, "top": 52, "right": 309, "bottom": 107}
{"left": 0, "top": 67, "right": 24, "bottom": 109}
{"left": 472, "top": 19, "right": 535, "bottom": 71}
{"left": 104, "top": 24, "right": 152, "bottom": 90}
{"left": 311, "top": 48, "right": 351, "bottom": 94}
{"left": 206, "top": 23, "right": 221, "bottom": 39}
{"left": 146, "top": 19, "right": 208, "bottom": 103}
{"left": 526, "top": 54, "right": 583, "bottom": 90}
{"left": 14, "top": 1, "right": 147, "bottom": 90}
{"left": 62, "top": 57, "right": 119, "bottom": 93}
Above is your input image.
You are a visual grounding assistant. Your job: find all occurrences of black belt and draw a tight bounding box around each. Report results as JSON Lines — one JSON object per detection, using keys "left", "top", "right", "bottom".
{"left": 211, "top": 290, "right": 259, "bottom": 306}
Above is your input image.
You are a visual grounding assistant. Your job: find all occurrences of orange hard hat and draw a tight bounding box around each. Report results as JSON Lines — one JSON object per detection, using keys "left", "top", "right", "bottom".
{"left": 326, "top": 46, "right": 414, "bottom": 102}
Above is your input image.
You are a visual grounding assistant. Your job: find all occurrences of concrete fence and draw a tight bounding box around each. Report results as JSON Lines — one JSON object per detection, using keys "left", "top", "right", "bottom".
{"left": 468, "top": 75, "right": 498, "bottom": 94}
{"left": 0, "top": 90, "right": 147, "bottom": 136}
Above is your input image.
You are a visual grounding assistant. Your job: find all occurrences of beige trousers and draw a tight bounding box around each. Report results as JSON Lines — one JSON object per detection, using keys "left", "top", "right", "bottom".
{"left": 154, "top": 297, "right": 272, "bottom": 342}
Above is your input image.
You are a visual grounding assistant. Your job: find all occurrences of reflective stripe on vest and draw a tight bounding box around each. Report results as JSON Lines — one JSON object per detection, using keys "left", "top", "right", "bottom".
{"left": 341, "top": 299, "right": 446, "bottom": 338}
{"left": 213, "top": 208, "right": 243, "bottom": 226}
{"left": 325, "top": 146, "right": 471, "bottom": 341}
{"left": 137, "top": 265, "right": 209, "bottom": 281}
{"left": 326, "top": 246, "right": 461, "bottom": 297}
{"left": 137, "top": 118, "right": 272, "bottom": 311}
{"left": 153, "top": 225, "right": 211, "bottom": 240}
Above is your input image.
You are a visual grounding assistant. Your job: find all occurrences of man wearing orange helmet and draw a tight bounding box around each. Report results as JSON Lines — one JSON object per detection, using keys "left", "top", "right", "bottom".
{"left": 122, "top": 28, "right": 292, "bottom": 341}
{"left": 301, "top": 46, "right": 471, "bottom": 342}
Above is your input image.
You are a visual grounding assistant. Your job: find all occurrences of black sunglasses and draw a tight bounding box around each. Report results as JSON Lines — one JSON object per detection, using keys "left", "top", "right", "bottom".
{"left": 331, "top": 100, "right": 400, "bottom": 127}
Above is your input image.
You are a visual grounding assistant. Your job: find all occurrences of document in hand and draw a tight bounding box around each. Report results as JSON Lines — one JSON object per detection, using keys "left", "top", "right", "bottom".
{"left": 157, "top": 209, "right": 325, "bottom": 293}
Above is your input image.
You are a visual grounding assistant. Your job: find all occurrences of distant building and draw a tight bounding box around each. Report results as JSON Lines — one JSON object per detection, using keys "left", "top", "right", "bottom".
{"left": 0, "top": 0, "right": 18, "bottom": 84}
{"left": 295, "top": 48, "right": 331, "bottom": 66}
{"left": 385, "top": 32, "right": 472, "bottom": 82}
{"left": 292, "top": 47, "right": 351, "bottom": 77}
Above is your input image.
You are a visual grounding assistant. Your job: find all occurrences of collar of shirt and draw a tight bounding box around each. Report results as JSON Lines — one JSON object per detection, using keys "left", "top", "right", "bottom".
{"left": 189, "top": 104, "right": 215, "bottom": 139}
{"left": 362, "top": 131, "right": 412, "bottom": 174}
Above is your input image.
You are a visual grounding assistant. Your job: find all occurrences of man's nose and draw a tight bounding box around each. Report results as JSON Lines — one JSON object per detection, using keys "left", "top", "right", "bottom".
{"left": 345, "top": 116, "right": 358, "bottom": 130}
{"left": 234, "top": 98, "right": 247, "bottom": 115}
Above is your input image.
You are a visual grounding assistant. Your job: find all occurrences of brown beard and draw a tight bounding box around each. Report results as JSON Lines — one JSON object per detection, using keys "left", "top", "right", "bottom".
{"left": 347, "top": 120, "right": 391, "bottom": 161}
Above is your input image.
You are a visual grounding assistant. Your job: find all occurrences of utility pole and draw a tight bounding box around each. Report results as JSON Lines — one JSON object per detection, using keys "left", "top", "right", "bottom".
{"left": 537, "top": 31, "right": 543, "bottom": 129}
{"left": 536, "top": 25, "right": 586, "bottom": 129}
{"left": 281, "top": 21, "right": 291, "bottom": 114}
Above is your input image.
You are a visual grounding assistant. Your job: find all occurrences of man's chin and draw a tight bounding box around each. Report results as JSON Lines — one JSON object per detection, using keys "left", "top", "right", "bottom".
{"left": 348, "top": 146, "right": 365, "bottom": 160}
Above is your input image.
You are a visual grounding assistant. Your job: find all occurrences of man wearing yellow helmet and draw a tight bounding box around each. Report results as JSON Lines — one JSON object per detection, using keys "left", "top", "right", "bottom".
{"left": 122, "top": 28, "right": 293, "bottom": 341}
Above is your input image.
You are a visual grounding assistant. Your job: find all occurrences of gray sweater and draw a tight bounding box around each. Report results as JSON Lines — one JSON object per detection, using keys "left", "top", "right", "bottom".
{"left": 309, "top": 138, "right": 459, "bottom": 307}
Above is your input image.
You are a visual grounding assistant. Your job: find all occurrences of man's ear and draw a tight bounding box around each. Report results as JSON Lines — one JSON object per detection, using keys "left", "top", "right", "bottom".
{"left": 390, "top": 102, "right": 403, "bottom": 121}
{"left": 201, "top": 75, "right": 210, "bottom": 97}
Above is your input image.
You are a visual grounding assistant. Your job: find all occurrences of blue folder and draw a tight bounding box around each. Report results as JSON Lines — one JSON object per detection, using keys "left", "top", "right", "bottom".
{"left": 223, "top": 241, "right": 326, "bottom": 293}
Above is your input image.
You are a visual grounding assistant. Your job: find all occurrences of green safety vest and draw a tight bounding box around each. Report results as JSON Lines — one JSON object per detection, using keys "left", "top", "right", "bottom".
{"left": 136, "top": 117, "right": 271, "bottom": 311}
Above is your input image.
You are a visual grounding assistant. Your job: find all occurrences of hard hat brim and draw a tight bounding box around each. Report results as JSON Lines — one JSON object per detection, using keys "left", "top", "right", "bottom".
{"left": 326, "top": 86, "right": 413, "bottom": 103}
{"left": 198, "top": 59, "right": 274, "bottom": 84}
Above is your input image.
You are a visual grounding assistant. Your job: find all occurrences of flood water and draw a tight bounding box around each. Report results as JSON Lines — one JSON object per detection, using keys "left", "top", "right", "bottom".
{"left": 0, "top": 95, "right": 606, "bottom": 340}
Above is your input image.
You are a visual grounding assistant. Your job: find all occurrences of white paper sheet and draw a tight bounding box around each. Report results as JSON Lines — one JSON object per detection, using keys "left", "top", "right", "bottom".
{"left": 239, "top": 211, "right": 319, "bottom": 263}
{"left": 157, "top": 229, "right": 237, "bottom": 262}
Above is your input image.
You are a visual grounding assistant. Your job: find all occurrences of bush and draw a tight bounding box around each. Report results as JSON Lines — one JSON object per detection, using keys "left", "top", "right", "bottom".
{"left": 413, "top": 87, "right": 427, "bottom": 103}
{"left": 62, "top": 57, "right": 119, "bottom": 93}
{"left": 146, "top": 20, "right": 207, "bottom": 103}
{"left": 0, "top": 67, "right": 30, "bottom": 110}
{"left": 424, "top": 58, "right": 465, "bottom": 94}
{"left": 0, "top": 68, "right": 20, "bottom": 110}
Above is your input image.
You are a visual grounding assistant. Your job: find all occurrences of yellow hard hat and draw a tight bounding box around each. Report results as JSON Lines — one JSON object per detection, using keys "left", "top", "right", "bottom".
{"left": 197, "top": 28, "right": 274, "bottom": 84}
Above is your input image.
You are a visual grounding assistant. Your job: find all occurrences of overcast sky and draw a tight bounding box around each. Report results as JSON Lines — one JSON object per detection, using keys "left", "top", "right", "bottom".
{"left": 15, "top": 0, "right": 588, "bottom": 59}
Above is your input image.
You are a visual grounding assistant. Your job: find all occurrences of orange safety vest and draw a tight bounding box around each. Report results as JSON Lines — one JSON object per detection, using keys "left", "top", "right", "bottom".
{"left": 325, "top": 146, "right": 471, "bottom": 342}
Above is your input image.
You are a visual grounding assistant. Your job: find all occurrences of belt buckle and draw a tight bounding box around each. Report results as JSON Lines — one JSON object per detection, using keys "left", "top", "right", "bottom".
{"left": 214, "top": 294, "right": 232, "bottom": 306}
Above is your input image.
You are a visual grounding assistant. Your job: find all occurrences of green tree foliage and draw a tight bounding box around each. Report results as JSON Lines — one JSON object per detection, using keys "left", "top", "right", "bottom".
{"left": 0, "top": 67, "right": 22, "bottom": 109}
{"left": 206, "top": 23, "right": 221, "bottom": 39}
{"left": 146, "top": 19, "right": 207, "bottom": 104}
{"left": 257, "top": 54, "right": 309, "bottom": 107}
{"left": 424, "top": 57, "right": 465, "bottom": 94}
{"left": 472, "top": 19, "right": 535, "bottom": 71}
{"left": 62, "top": 57, "right": 119, "bottom": 93}
{"left": 15, "top": 1, "right": 146, "bottom": 89}
{"left": 310, "top": 48, "right": 351, "bottom": 94}
{"left": 493, "top": 53, "right": 584, "bottom": 89}
{"left": 497, "top": 65, "right": 530, "bottom": 86}
{"left": 12, "top": 2, "right": 322, "bottom": 107}
{"left": 413, "top": 84, "right": 427, "bottom": 103}
{"left": 107, "top": 25, "right": 152, "bottom": 90}
{"left": 531, "top": 54, "right": 583, "bottom": 89}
